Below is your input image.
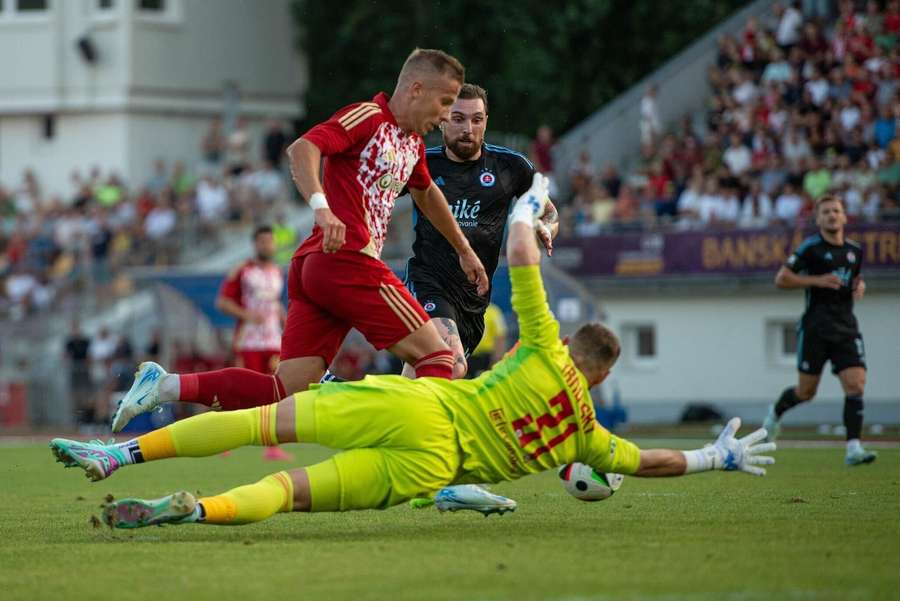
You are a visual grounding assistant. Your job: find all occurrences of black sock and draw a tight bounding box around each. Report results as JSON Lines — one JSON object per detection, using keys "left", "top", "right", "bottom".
{"left": 774, "top": 387, "right": 805, "bottom": 418}
{"left": 844, "top": 395, "right": 864, "bottom": 440}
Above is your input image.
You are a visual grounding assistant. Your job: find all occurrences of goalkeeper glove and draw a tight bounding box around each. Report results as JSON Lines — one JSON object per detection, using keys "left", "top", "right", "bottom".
{"left": 510, "top": 173, "right": 550, "bottom": 226}
{"left": 682, "top": 417, "right": 776, "bottom": 476}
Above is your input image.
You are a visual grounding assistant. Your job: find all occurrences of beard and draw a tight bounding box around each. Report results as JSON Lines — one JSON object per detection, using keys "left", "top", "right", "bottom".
{"left": 446, "top": 136, "right": 480, "bottom": 160}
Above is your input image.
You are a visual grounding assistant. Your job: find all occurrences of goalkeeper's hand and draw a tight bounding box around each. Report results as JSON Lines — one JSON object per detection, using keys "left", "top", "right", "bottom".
{"left": 510, "top": 173, "right": 550, "bottom": 226}
{"left": 685, "top": 417, "right": 776, "bottom": 476}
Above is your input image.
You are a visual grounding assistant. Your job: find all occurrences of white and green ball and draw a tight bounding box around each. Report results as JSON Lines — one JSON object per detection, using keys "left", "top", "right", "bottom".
{"left": 558, "top": 463, "right": 624, "bottom": 501}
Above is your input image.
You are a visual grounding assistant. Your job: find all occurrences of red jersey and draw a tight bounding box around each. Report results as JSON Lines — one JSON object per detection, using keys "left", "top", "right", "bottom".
{"left": 297, "top": 92, "right": 432, "bottom": 259}
{"left": 219, "top": 260, "right": 284, "bottom": 351}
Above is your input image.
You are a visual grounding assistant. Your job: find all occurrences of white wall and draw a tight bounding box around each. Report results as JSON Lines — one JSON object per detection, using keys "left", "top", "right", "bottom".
{"left": 126, "top": 113, "right": 269, "bottom": 188}
{"left": 0, "top": 113, "right": 128, "bottom": 198}
{"left": 0, "top": 0, "right": 305, "bottom": 196}
{"left": 0, "top": 0, "right": 131, "bottom": 112}
{"left": 600, "top": 289, "right": 900, "bottom": 422}
{"left": 130, "top": 0, "right": 304, "bottom": 117}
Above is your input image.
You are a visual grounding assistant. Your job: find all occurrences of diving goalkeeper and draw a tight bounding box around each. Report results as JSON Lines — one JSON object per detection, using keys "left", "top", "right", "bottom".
{"left": 49, "top": 174, "right": 776, "bottom": 529}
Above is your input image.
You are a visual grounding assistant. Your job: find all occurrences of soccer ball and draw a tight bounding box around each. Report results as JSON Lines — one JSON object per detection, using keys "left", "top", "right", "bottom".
{"left": 558, "top": 463, "right": 624, "bottom": 502}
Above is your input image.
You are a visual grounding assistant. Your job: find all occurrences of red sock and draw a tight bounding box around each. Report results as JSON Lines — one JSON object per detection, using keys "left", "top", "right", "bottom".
{"left": 413, "top": 350, "right": 455, "bottom": 379}
{"left": 178, "top": 368, "right": 286, "bottom": 411}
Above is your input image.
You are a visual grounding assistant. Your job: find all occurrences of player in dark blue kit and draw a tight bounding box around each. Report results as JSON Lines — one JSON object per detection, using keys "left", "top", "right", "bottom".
{"left": 403, "top": 83, "right": 558, "bottom": 379}
{"left": 403, "top": 83, "right": 556, "bottom": 514}
{"left": 763, "top": 195, "right": 877, "bottom": 466}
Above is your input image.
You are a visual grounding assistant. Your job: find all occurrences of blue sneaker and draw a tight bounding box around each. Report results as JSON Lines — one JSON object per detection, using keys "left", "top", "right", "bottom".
{"left": 103, "top": 491, "right": 197, "bottom": 529}
{"left": 762, "top": 404, "right": 781, "bottom": 443}
{"left": 845, "top": 448, "right": 877, "bottom": 466}
{"left": 111, "top": 361, "right": 167, "bottom": 433}
{"left": 434, "top": 484, "right": 517, "bottom": 516}
{"left": 50, "top": 438, "right": 127, "bottom": 482}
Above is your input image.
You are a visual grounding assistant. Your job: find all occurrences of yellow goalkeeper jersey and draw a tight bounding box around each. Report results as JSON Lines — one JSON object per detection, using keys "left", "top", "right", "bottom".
{"left": 418, "top": 265, "right": 641, "bottom": 484}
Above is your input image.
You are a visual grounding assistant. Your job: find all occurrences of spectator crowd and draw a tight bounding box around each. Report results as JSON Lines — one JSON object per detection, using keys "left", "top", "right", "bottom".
{"left": 558, "top": 0, "right": 900, "bottom": 237}
{"left": 0, "top": 118, "right": 294, "bottom": 321}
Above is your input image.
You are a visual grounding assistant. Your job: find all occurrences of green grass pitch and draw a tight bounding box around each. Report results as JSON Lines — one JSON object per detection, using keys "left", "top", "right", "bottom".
{"left": 1, "top": 441, "right": 898, "bottom": 601}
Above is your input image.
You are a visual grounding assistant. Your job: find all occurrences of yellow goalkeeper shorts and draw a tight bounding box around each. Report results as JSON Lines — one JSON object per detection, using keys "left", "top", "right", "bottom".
{"left": 295, "top": 375, "right": 460, "bottom": 511}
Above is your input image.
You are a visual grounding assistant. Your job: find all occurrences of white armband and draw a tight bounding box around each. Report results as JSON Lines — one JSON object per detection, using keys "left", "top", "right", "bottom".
{"left": 309, "top": 192, "right": 329, "bottom": 211}
{"left": 681, "top": 447, "right": 720, "bottom": 474}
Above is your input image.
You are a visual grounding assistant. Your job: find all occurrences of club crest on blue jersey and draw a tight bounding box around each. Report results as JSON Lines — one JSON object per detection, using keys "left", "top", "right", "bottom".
{"left": 423, "top": 301, "right": 436, "bottom": 312}
{"left": 847, "top": 251, "right": 856, "bottom": 263}
{"left": 479, "top": 171, "right": 496, "bottom": 187}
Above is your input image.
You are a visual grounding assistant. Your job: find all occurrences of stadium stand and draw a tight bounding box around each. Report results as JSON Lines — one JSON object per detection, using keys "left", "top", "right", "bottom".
{"left": 558, "top": 0, "right": 900, "bottom": 237}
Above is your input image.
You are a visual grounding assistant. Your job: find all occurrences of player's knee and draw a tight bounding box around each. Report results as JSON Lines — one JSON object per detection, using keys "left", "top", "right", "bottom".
{"left": 392, "top": 322, "right": 449, "bottom": 364}
{"left": 275, "top": 359, "right": 325, "bottom": 394}
{"left": 795, "top": 386, "right": 816, "bottom": 402}
{"left": 844, "top": 381, "right": 865, "bottom": 397}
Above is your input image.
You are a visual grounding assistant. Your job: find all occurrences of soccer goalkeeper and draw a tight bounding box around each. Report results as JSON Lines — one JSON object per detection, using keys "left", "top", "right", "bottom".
{"left": 49, "top": 174, "right": 776, "bottom": 529}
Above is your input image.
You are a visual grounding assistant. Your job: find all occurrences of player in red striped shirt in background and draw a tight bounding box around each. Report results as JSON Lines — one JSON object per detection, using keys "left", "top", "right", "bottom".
{"left": 215, "top": 225, "right": 292, "bottom": 461}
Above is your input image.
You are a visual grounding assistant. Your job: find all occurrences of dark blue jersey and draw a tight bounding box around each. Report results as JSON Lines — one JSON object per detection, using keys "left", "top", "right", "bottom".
{"left": 406, "top": 144, "right": 535, "bottom": 315}
{"left": 785, "top": 233, "right": 863, "bottom": 333}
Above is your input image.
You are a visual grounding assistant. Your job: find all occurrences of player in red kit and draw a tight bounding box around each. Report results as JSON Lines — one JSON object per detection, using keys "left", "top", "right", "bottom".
{"left": 214, "top": 226, "right": 291, "bottom": 461}
{"left": 111, "top": 48, "right": 487, "bottom": 432}
{"left": 217, "top": 226, "right": 284, "bottom": 378}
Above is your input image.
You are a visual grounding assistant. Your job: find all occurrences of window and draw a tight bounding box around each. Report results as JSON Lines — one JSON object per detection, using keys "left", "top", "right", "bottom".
{"left": 0, "top": 0, "right": 50, "bottom": 21}
{"left": 767, "top": 320, "right": 798, "bottom": 366}
{"left": 16, "top": 0, "right": 47, "bottom": 10}
{"left": 780, "top": 323, "right": 798, "bottom": 355}
{"left": 92, "top": 0, "right": 116, "bottom": 22}
{"left": 135, "top": 0, "right": 180, "bottom": 23}
{"left": 636, "top": 326, "right": 656, "bottom": 358}
{"left": 621, "top": 323, "right": 658, "bottom": 369}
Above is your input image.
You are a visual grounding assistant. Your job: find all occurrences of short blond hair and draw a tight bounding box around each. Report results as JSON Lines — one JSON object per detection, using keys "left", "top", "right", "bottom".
{"left": 569, "top": 323, "right": 621, "bottom": 372}
{"left": 399, "top": 48, "right": 465, "bottom": 84}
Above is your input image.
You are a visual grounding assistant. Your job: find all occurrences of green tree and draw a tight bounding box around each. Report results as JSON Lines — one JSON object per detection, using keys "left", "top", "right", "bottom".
{"left": 292, "top": 0, "right": 746, "bottom": 136}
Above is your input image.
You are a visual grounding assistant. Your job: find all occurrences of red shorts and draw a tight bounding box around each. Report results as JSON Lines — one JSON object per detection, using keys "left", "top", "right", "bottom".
{"left": 281, "top": 251, "right": 429, "bottom": 363}
{"left": 236, "top": 349, "right": 280, "bottom": 374}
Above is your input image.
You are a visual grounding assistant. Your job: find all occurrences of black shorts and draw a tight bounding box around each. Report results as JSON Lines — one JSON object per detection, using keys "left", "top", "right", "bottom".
{"left": 797, "top": 325, "right": 866, "bottom": 376}
{"left": 406, "top": 280, "right": 485, "bottom": 357}
{"left": 466, "top": 353, "right": 493, "bottom": 377}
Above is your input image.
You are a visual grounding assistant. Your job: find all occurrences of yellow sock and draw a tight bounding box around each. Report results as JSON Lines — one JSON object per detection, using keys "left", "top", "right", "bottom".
{"left": 138, "top": 405, "right": 279, "bottom": 460}
{"left": 136, "top": 428, "right": 176, "bottom": 461}
{"left": 138, "top": 405, "right": 278, "bottom": 461}
{"left": 200, "top": 472, "right": 294, "bottom": 524}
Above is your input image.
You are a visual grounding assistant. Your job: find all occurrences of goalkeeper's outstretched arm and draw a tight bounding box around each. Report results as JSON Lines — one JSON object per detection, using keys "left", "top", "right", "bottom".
{"left": 632, "top": 418, "right": 776, "bottom": 477}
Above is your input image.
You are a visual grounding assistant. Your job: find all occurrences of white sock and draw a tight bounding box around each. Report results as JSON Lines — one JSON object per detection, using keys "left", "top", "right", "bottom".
{"left": 846, "top": 438, "right": 862, "bottom": 454}
{"left": 159, "top": 374, "right": 180, "bottom": 402}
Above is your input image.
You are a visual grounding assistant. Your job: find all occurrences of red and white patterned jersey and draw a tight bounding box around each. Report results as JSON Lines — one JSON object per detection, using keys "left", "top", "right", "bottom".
{"left": 219, "top": 260, "right": 284, "bottom": 351}
{"left": 296, "top": 92, "right": 432, "bottom": 259}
